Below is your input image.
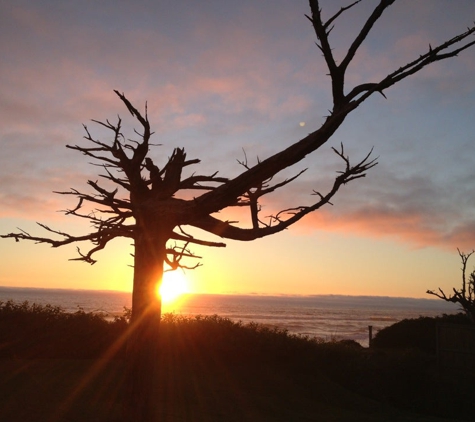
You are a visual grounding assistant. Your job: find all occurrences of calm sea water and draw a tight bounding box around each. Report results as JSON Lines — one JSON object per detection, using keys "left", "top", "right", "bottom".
{"left": 0, "top": 287, "right": 459, "bottom": 347}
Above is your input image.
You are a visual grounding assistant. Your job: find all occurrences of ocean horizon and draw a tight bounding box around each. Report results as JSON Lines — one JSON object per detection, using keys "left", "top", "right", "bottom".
{"left": 0, "top": 285, "right": 457, "bottom": 302}
{"left": 0, "top": 286, "right": 460, "bottom": 347}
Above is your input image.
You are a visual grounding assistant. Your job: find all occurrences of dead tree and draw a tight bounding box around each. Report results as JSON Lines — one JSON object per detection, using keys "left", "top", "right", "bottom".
{"left": 2, "top": 1, "right": 475, "bottom": 421}
{"left": 427, "top": 249, "right": 475, "bottom": 322}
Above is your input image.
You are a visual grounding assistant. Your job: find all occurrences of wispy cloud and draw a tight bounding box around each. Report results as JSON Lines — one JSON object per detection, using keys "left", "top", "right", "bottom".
{"left": 285, "top": 168, "right": 475, "bottom": 250}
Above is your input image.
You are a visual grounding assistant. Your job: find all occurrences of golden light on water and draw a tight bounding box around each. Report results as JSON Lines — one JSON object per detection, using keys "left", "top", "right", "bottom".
{"left": 158, "top": 270, "right": 190, "bottom": 304}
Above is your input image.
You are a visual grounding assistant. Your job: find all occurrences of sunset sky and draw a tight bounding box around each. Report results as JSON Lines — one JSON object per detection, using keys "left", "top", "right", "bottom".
{"left": 1, "top": 0, "right": 475, "bottom": 299}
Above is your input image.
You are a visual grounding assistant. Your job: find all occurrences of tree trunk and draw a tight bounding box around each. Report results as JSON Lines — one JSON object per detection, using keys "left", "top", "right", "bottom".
{"left": 122, "top": 229, "right": 166, "bottom": 422}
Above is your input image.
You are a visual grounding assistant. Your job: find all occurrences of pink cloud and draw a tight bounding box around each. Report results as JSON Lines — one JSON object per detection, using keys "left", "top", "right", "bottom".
{"left": 296, "top": 207, "right": 475, "bottom": 251}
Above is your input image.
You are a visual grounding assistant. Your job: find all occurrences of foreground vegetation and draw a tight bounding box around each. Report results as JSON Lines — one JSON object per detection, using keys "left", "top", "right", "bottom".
{"left": 0, "top": 301, "right": 473, "bottom": 422}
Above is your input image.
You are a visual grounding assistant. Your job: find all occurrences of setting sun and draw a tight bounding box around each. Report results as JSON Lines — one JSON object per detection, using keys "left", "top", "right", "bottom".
{"left": 158, "top": 270, "right": 190, "bottom": 304}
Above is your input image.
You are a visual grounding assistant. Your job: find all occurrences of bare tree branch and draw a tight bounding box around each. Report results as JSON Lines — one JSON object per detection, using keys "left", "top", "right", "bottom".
{"left": 427, "top": 249, "right": 475, "bottom": 321}
{"left": 192, "top": 146, "right": 377, "bottom": 241}
{"left": 346, "top": 26, "right": 475, "bottom": 105}
{"left": 171, "top": 226, "right": 226, "bottom": 248}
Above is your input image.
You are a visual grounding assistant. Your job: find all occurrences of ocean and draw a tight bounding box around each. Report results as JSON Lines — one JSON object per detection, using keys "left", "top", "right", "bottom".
{"left": 0, "top": 286, "right": 460, "bottom": 347}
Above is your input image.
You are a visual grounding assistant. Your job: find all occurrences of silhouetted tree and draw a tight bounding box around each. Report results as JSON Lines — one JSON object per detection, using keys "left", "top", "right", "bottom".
{"left": 427, "top": 249, "right": 475, "bottom": 322}
{"left": 3, "top": 1, "right": 475, "bottom": 421}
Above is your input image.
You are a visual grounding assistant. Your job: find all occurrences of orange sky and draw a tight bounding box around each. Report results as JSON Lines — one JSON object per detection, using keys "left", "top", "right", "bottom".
{"left": 1, "top": 0, "right": 475, "bottom": 299}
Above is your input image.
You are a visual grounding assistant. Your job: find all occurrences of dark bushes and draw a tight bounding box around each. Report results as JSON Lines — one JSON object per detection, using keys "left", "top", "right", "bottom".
{"left": 0, "top": 300, "right": 128, "bottom": 358}
{"left": 0, "top": 302, "right": 319, "bottom": 362}
{"left": 157, "top": 313, "right": 322, "bottom": 368}
{"left": 2, "top": 301, "right": 475, "bottom": 420}
{"left": 372, "top": 313, "right": 471, "bottom": 353}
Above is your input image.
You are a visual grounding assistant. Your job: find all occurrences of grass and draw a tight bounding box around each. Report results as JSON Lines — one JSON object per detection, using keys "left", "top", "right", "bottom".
{"left": 0, "top": 301, "right": 473, "bottom": 421}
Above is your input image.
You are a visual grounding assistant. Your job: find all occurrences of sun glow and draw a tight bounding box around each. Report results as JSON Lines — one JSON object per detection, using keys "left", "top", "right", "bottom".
{"left": 158, "top": 270, "right": 190, "bottom": 304}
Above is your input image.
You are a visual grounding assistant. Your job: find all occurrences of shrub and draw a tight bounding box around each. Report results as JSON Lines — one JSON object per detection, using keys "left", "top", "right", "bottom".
{"left": 2, "top": 302, "right": 474, "bottom": 419}
{"left": 157, "top": 313, "right": 319, "bottom": 366}
{"left": 0, "top": 300, "right": 128, "bottom": 358}
{"left": 372, "top": 312, "right": 471, "bottom": 353}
